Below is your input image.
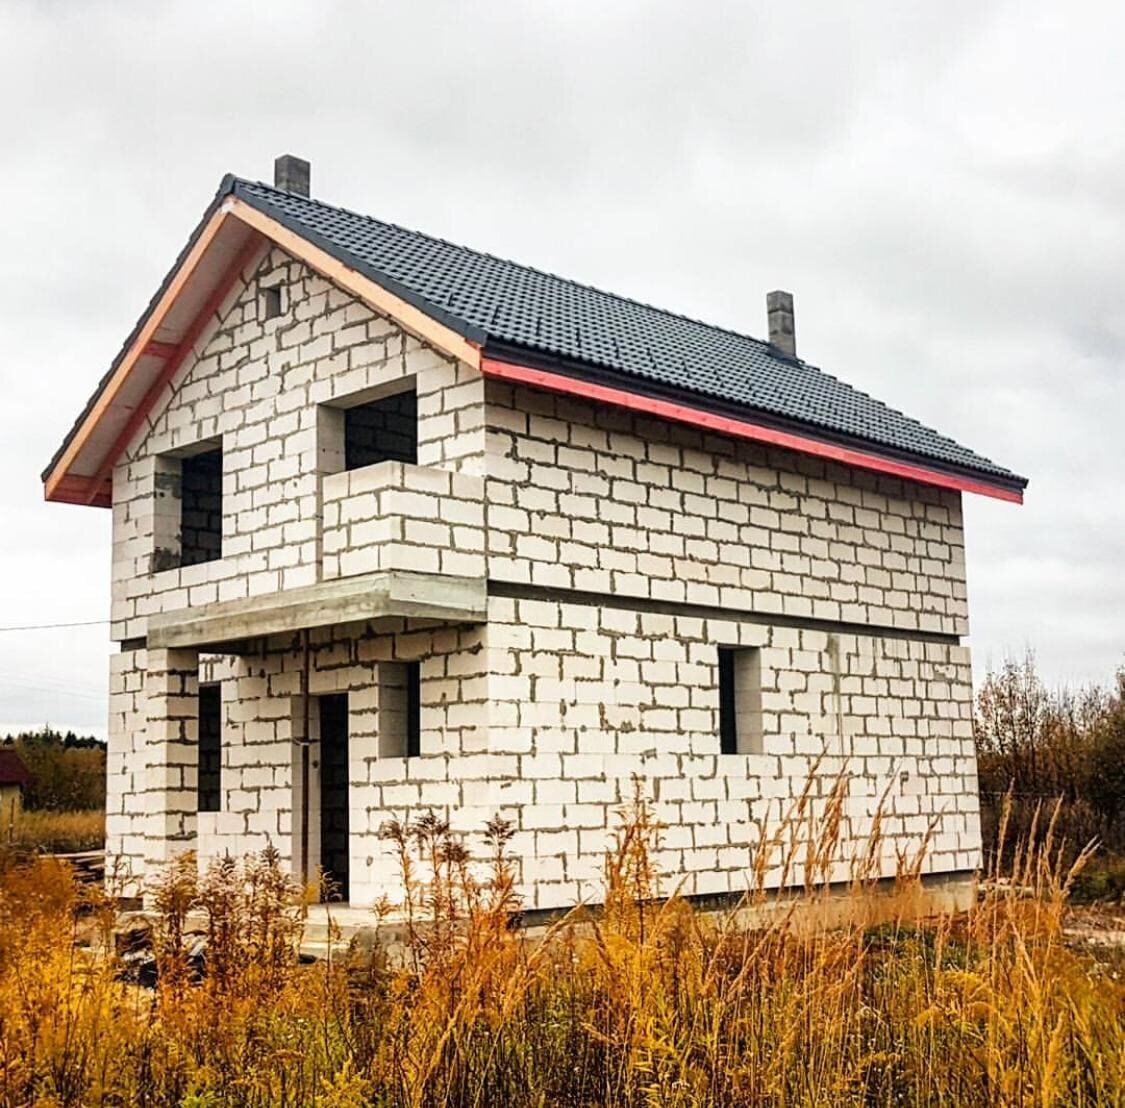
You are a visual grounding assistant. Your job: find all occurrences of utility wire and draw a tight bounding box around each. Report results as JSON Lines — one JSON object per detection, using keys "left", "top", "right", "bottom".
{"left": 0, "top": 619, "right": 109, "bottom": 632}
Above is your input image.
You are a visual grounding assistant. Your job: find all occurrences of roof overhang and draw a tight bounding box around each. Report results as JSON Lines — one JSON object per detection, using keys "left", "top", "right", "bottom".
{"left": 45, "top": 204, "right": 261, "bottom": 506}
{"left": 478, "top": 354, "right": 1025, "bottom": 504}
{"left": 42, "top": 191, "right": 482, "bottom": 507}
{"left": 44, "top": 182, "right": 1024, "bottom": 508}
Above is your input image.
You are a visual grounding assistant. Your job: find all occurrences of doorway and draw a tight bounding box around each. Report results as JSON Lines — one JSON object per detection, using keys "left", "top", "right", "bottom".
{"left": 318, "top": 693, "right": 349, "bottom": 901}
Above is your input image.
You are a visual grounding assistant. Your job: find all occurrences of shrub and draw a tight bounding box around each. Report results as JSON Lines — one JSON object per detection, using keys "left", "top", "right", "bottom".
{"left": 2, "top": 727, "right": 106, "bottom": 812}
{"left": 975, "top": 654, "right": 1125, "bottom": 875}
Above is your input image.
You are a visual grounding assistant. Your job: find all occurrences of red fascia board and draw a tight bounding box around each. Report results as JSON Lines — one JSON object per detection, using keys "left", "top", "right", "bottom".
{"left": 480, "top": 356, "right": 1023, "bottom": 504}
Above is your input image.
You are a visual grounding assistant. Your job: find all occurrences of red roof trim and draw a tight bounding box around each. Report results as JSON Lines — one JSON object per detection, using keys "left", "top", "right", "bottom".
{"left": 480, "top": 356, "right": 1024, "bottom": 504}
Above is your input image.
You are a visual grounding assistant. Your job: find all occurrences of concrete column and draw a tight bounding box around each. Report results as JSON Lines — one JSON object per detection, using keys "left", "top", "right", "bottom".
{"left": 106, "top": 647, "right": 149, "bottom": 899}
{"left": 314, "top": 404, "right": 345, "bottom": 581}
{"left": 144, "top": 647, "right": 200, "bottom": 884}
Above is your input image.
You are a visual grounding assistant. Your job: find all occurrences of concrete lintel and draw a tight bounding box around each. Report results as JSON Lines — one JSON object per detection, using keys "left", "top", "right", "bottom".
{"left": 146, "top": 570, "right": 486, "bottom": 650}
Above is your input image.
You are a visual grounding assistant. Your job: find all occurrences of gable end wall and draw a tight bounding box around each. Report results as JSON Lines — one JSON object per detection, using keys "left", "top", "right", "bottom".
{"left": 109, "top": 246, "right": 484, "bottom": 641}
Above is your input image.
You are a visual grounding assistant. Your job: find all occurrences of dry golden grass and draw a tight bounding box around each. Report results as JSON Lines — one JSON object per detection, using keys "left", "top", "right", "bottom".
{"left": 0, "top": 782, "right": 1122, "bottom": 1107}
{"left": 0, "top": 806, "right": 104, "bottom": 854}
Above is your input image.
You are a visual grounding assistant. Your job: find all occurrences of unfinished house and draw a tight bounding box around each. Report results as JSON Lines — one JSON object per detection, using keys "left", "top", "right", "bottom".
{"left": 43, "top": 156, "right": 1026, "bottom": 912}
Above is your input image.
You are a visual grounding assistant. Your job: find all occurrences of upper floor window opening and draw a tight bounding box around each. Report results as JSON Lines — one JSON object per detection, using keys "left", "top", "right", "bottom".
{"left": 345, "top": 388, "right": 417, "bottom": 469}
{"left": 318, "top": 381, "right": 418, "bottom": 477}
{"left": 152, "top": 440, "right": 223, "bottom": 573}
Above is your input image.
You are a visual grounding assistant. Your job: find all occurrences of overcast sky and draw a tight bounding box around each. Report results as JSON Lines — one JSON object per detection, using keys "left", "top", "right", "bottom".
{"left": 1, "top": 1, "right": 1122, "bottom": 739}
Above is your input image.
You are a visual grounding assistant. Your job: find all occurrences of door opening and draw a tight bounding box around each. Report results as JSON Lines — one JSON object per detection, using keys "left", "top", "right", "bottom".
{"left": 318, "top": 693, "right": 349, "bottom": 902}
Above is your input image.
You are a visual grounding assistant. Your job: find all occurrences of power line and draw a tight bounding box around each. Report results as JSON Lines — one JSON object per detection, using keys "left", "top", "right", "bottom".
{"left": 0, "top": 619, "right": 109, "bottom": 633}
{"left": 0, "top": 669, "right": 107, "bottom": 700}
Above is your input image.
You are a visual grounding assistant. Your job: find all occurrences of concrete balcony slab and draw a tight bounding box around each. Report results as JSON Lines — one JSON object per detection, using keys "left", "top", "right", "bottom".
{"left": 146, "top": 568, "right": 486, "bottom": 651}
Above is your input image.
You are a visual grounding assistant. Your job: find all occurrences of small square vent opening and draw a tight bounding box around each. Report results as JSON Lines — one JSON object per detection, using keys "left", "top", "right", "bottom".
{"left": 261, "top": 284, "right": 283, "bottom": 320}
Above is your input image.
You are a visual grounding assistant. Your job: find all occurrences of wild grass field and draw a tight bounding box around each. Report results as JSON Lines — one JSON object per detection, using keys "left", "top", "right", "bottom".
{"left": 1, "top": 807, "right": 104, "bottom": 855}
{"left": 1, "top": 727, "right": 105, "bottom": 858}
{"left": 0, "top": 661, "right": 1121, "bottom": 1104}
{"left": 1, "top": 781, "right": 1122, "bottom": 1108}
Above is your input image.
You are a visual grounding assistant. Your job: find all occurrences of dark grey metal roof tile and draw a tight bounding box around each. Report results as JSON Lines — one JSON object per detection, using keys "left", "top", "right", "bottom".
{"left": 233, "top": 177, "right": 1024, "bottom": 487}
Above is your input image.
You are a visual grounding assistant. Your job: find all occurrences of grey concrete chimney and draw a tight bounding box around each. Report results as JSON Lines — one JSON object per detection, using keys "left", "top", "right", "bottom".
{"left": 767, "top": 290, "right": 796, "bottom": 357}
{"left": 274, "top": 154, "right": 310, "bottom": 197}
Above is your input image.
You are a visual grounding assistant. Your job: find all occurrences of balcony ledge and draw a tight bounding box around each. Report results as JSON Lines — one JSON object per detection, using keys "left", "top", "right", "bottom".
{"left": 145, "top": 568, "right": 486, "bottom": 651}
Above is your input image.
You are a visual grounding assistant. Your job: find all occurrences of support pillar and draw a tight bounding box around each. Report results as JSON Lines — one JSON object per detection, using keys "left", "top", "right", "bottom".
{"left": 106, "top": 647, "right": 149, "bottom": 899}
{"left": 143, "top": 647, "right": 200, "bottom": 889}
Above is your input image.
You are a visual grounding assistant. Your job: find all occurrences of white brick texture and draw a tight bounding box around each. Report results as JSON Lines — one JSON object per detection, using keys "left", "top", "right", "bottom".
{"left": 102, "top": 241, "right": 983, "bottom": 911}
{"left": 483, "top": 382, "right": 968, "bottom": 636}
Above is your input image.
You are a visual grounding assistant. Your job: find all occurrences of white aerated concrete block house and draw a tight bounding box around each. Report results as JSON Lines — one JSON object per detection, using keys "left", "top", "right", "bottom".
{"left": 44, "top": 156, "right": 1026, "bottom": 912}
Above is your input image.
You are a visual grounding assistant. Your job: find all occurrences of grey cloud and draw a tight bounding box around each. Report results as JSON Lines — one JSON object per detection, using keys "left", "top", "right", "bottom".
{"left": 0, "top": 0, "right": 1121, "bottom": 739}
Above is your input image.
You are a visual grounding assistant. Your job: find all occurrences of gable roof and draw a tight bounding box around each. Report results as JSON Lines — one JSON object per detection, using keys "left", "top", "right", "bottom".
{"left": 233, "top": 177, "right": 1024, "bottom": 490}
{"left": 0, "top": 749, "right": 32, "bottom": 789}
{"left": 43, "top": 173, "right": 1027, "bottom": 505}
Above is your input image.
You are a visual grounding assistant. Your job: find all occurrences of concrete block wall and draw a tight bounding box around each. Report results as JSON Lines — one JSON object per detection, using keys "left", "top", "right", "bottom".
{"left": 483, "top": 381, "right": 968, "bottom": 636}
{"left": 101, "top": 239, "right": 984, "bottom": 910}
{"left": 321, "top": 461, "right": 485, "bottom": 581}
{"left": 472, "top": 376, "right": 979, "bottom": 907}
{"left": 105, "top": 648, "right": 149, "bottom": 896}
{"left": 108, "top": 247, "right": 484, "bottom": 641}
{"left": 143, "top": 648, "right": 200, "bottom": 874}
{"left": 482, "top": 594, "right": 979, "bottom": 910}
{"left": 107, "top": 601, "right": 979, "bottom": 910}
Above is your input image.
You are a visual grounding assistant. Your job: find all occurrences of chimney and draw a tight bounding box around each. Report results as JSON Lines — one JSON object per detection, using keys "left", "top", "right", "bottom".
{"left": 273, "top": 154, "right": 310, "bottom": 197}
{"left": 767, "top": 290, "right": 796, "bottom": 357}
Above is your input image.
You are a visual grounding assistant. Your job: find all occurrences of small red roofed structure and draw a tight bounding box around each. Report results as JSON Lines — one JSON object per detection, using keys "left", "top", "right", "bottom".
{"left": 0, "top": 749, "right": 33, "bottom": 818}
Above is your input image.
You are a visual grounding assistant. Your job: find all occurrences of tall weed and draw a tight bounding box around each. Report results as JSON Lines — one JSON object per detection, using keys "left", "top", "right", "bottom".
{"left": 0, "top": 774, "right": 1121, "bottom": 1106}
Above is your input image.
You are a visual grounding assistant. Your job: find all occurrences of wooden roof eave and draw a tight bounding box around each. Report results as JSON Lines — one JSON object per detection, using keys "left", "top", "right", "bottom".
{"left": 42, "top": 196, "right": 483, "bottom": 509}
{"left": 43, "top": 185, "right": 1020, "bottom": 511}
{"left": 43, "top": 201, "right": 260, "bottom": 506}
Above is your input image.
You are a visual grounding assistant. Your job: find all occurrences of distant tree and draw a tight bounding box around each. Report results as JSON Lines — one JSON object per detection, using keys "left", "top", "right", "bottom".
{"left": 974, "top": 653, "right": 1125, "bottom": 864}
{"left": 5, "top": 726, "right": 106, "bottom": 811}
